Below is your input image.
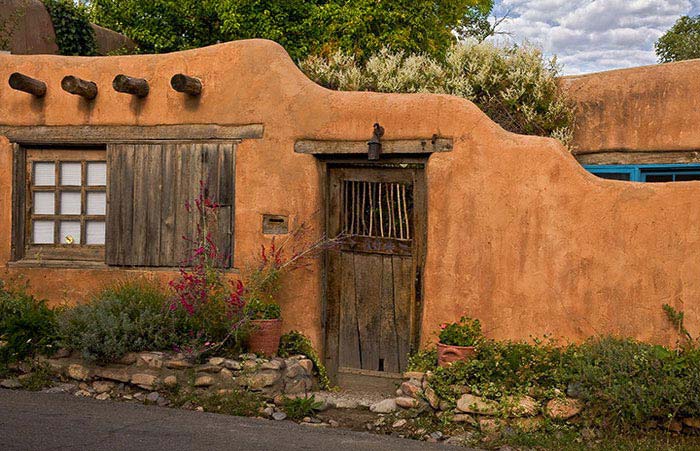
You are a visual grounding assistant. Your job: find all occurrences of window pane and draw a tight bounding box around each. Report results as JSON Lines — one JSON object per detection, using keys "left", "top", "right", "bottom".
{"left": 86, "top": 221, "right": 105, "bottom": 245}
{"left": 87, "top": 162, "right": 107, "bottom": 186}
{"left": 32, "top": 221, "right": 54, "bottom": 244}
{"left": 645, "top": 174, "right": 674, "bottom": 183}
{"left": 86, "top": 192, "right": 106, "bottom": 215}
{"left": 60, "top": 192, "right": 82, "bottom": 215}
{"left": 33, "top": 162, "right": 55, "bottom": 186}
{"left": 59, "top": 221, "right": 81, "bottom": 245}
{"left": 60, "top": 162, "right": 82, "bottom": 186}
{"left": 594, "top": 172, "right": 631, "bottom": 181}
{"left": 675, "top": 173, "right": 700, "bottom": 181}
{"left": 33, "top": 192, "right": 55, "bottom": 214}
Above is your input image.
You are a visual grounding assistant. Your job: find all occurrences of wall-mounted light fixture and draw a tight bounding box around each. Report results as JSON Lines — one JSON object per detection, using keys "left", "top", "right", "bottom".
{"left": 367, "top": 123, "right": 384, "bottom": 161}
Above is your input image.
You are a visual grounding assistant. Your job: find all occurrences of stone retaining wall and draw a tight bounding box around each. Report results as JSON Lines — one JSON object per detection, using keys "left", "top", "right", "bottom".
{"left": 38, "top": 350, "right": 317, "bottom": 399}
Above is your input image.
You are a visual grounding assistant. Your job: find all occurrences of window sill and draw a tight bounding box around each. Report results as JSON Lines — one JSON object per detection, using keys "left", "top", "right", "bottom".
{"left": 7, "top": 259, "right": 108, "bottom": 270}
{"left": 6, "top": 260, "right": 241, "bottom": 274}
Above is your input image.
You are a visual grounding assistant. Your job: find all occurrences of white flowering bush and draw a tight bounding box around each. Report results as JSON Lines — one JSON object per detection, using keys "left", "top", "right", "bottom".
{"left": 300, "top": 41, "right": 574, "bottom": 148}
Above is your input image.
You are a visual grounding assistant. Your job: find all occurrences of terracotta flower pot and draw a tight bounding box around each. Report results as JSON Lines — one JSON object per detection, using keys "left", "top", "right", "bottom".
{"left": 248, "top": 319, "right": 282, "bottom": 357}
{"left": 437, "top": 342, "right": 477, "bottom": 367}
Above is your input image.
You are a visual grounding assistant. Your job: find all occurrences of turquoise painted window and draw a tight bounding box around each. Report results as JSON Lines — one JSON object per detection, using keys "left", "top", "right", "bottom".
{"left": 584, "top": 164, "right": 700, "bottom": 183}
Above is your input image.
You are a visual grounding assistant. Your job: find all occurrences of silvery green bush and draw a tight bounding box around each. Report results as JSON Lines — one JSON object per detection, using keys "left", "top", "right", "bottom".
{"left": 300, "top": 41, "right": 574, "bottom": 148}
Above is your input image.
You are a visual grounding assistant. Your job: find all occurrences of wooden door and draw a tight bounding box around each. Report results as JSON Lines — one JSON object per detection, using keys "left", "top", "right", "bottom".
{"left": 325, "top": 164, "right": 425, "bottom": 380}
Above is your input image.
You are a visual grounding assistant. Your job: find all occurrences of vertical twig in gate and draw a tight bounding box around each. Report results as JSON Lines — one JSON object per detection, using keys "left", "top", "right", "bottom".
{"left": 397, "top": 183, "right": 405, "bottom": 239}
{"left": 369, "top": 182, "right": 374, "bottom": 237}
{"left": 378, "top": 183, "right": 384, "bottom": 238}
{"left": 402, "top": 185, "right": 410, "bottom": 240}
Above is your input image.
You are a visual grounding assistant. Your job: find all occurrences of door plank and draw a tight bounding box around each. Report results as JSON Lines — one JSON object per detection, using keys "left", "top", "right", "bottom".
{"left": 380, "top": 255, "right": 400, "bottom": 373}
{"left": 338, "top": 252, "right": 361, "bottom": 369}
{"left": 393, "top": 255, "right": 414, "bottom": 371}
{"left": 354, "top": 252, "right": 383, "bottom": 371}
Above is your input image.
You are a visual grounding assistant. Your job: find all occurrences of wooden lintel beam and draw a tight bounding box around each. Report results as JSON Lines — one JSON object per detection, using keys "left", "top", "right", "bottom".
{"left": 61, "top": 76, "right": 98, "bottom": 100}
{"left": 9, "top": 72, "right": 47, "bottom": 97}
{"left": 112, "top": 74, "right": 149, "bottom": 97}
{"left": 171, "top": 73, "right": 202, "bottom": 96}
{"left": 294, "top": 138, "right": 453, "bottom": 155}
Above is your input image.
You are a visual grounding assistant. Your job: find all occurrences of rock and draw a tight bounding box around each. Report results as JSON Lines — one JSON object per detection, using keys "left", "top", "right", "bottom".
{"left": 0, "top": 379, "right": 21, "bottom": 389}
{"left": 445, "top": 433, "right": 475, "bottom": 446}
{"left": 328, "top": 419, "right": 340, "bottom": 428}
{"left": 479, "top": 418, "right": 501, "bottom": 435}
{"left": 263, "top": 406, "right": 275, "bottom": 417}
{"left": 194, "top": 375, "right": 215, "bottom": 387}
{"left": 92, "top": 381, "right": 115, "bottom": 394}
{"left": 284, "top": 377, "right": 312, "bottom": 394}
{"left": 118, "top": 353, "right": 138, "bottom": 365}
{"left": 242, "top": 360, "right": 258, "bottom": 370}
{"left": 430, "top": 431, "right": 443, "bottom": 440}
{"left": 544, "top": 398, "right": 582, "bottom": 420}
{"left": 395, "top": 397, "right": 419, "bottom": 409}
{"left": 424, "top": 386, "right": 439, "bottom": 409}
{"left": 505, "top": 395, "right": 538, "bottom": 417}
{"left": 284, "top": 363, "right": 305, "bottom": 379}
{"left": 683, "top": 418, "right": 700, "bottom": 429}
{"left": 456, "top": 394, "right": 499, "bottom": 415}
{"left": 209, "top": 357, "right": 225, "bottom": 366}
{"left": 298, "top": 359, "right": 313, "bottom": 374}
{"left": 369, "top": 398, "right": 397, "bottom": 413}
{"left": 333, "top": 398, "right": 359, "bottom": 409}
{"left": 403, "top": 371, "right": 425, "bottom": 380}
{"left": 438, "top": 400, "right": 451, "bottom": 411}
{"left": 165, "top": 359, "right": 192, "bottom": 369}
{"left": 244, "top": 371, "right": 281, "bottom": 390}
{"left": 137, "top": 353, "right": 163, "bottom": 369}
{"left": 452, "top": 413, "right": 476, "bottom": 424}
{"left": 163, "top": 375, "right": 178, "bottom": 387}
{"left": 239, "top": 353, "right": 257, "bottom": 360}
{"left": 392, "top": 419, "right": 407, "bottom": 428}
{"left": 157, "top": 397, "right": 169, "bottom": 407}
{"left": 222, "top": 359, "right": 242, "bottom": 370}
{"left": 95, "top": 392, "right": 110, "bottom": 401}
{"left": 42, "top": 383, "right": 77, "bottom": 394}
{"left": 146, "top": 392, "right": 160, "bottom": 403}
{"left": 400, "top": 380, "right": 422, "bottom": 398}
{"left": 666, "top": 420, "right": 683, "bottom": 433}
{"left": 195, "top": 406, "right": 204, "bottom": 412}
{"left": 67, "top": 364, "right": 90, "bottom": 381}
{"left": 95, "top": 368, "right": 130, "bottom": 383}
{"left": 219, "top": 368, "right": 233, "bottom": 379}
{"left": 512, "top": 416, "right": 545, "bottom": 432}
{"left": 131, "top": 373, "right": 158, "bottom": 389}
{"left": 272, "top": 411, "right": 287, "bottom": 421}
{"left": 196, "top": 364, "right": 221, "bottom": 374}
{"left": 75, "top": 390, "right": 92, "bottom": 397}
{"left": 261, "top": 359, "right": 284, "bottom": 371}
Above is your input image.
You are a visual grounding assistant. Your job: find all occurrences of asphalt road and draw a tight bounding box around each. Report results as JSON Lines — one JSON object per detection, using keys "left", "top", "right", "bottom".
{"left": 0, "top": 389, "right": 461, "bottom": 451}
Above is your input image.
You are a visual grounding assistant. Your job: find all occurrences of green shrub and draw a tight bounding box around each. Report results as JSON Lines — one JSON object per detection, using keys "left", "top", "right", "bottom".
{"left": 438, "top": 316, "right": 483, "bottom": 347}
{"left": 59, "top": 279, "right": 180, "bottom": 363}
{"left": 282, "top": 395, "right": 323, "bottom": 420}
{"left": 407, "top": 347, "right": 438, "bottom": 372}
{"left": 279, "top": 330, "right": 331, "bottom": 390}
{"left": 42, "top": 0, "right": 97, "bottom": 56}
{"left": 300, "top": 42, "right": 575, "bottom": 147}
{"left": 0, "top": 281, "right": 58, "bottom": 364}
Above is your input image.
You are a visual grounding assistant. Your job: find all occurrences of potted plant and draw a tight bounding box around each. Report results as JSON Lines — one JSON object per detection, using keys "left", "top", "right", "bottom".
{"left": 437, "top": 316, "right": 482, "bottom": 367}
{"left": 245, "top": 298, "right": 282, "bottom": 356}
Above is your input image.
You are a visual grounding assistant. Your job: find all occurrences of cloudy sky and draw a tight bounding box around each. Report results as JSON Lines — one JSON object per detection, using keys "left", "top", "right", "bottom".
{"left": 491, "top": 0, "right": 700, "bottom": 75}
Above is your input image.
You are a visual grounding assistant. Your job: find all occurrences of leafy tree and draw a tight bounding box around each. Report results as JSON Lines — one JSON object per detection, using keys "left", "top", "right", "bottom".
{"left": 88, "top": 0, "right": 493, "bottom": 60}
{"left": 655, "top": 15, "right": 700, "bottom": 63}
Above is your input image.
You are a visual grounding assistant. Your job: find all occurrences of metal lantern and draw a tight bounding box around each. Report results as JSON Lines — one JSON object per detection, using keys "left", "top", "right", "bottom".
{"left": 367, "top": 123, "right": 385, "bottom": 161}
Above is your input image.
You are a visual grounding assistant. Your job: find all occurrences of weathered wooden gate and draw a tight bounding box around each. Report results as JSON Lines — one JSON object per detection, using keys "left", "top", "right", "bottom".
{"left": 325, "top": 163, "right": 426, "bottom": 383}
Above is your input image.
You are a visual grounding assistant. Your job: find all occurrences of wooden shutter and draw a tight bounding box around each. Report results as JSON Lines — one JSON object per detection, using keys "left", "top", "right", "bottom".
{"left": 106, "top": 143, "right": 234, "bottom": 267}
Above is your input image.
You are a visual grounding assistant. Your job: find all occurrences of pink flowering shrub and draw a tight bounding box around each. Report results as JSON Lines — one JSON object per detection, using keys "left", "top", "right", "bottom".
{"left": 169, "top": 182, "right": 247, "bottom": 355}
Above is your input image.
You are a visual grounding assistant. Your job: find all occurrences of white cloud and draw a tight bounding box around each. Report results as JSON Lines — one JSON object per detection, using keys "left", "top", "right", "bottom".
{"left": 491, "top": 0, "right": 700, "bottom": 74}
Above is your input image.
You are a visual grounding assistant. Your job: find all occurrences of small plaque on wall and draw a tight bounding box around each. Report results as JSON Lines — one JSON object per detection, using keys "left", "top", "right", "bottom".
{"left": 262, "top": 214, "right": 289, "bottom": 234}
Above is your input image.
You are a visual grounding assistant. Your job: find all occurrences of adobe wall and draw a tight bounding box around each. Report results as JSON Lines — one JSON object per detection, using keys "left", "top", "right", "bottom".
{"left": 561, "top": 58, "right": 700, "bottom": 155}
{"left": 1, "top": 40, "right": 697, "bottom": 350}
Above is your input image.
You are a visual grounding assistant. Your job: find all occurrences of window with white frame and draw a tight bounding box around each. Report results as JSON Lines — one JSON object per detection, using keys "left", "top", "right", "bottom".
{"left": 25, "top": 148, "right": 107, "bottom": 261}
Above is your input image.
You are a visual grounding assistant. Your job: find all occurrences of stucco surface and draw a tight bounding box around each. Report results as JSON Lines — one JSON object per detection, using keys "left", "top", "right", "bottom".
{"left": 1, "top": 40, "right": 698, "bottom": 350}
{"left": 561, "top": 58, "right": 700, "bottom": 154}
